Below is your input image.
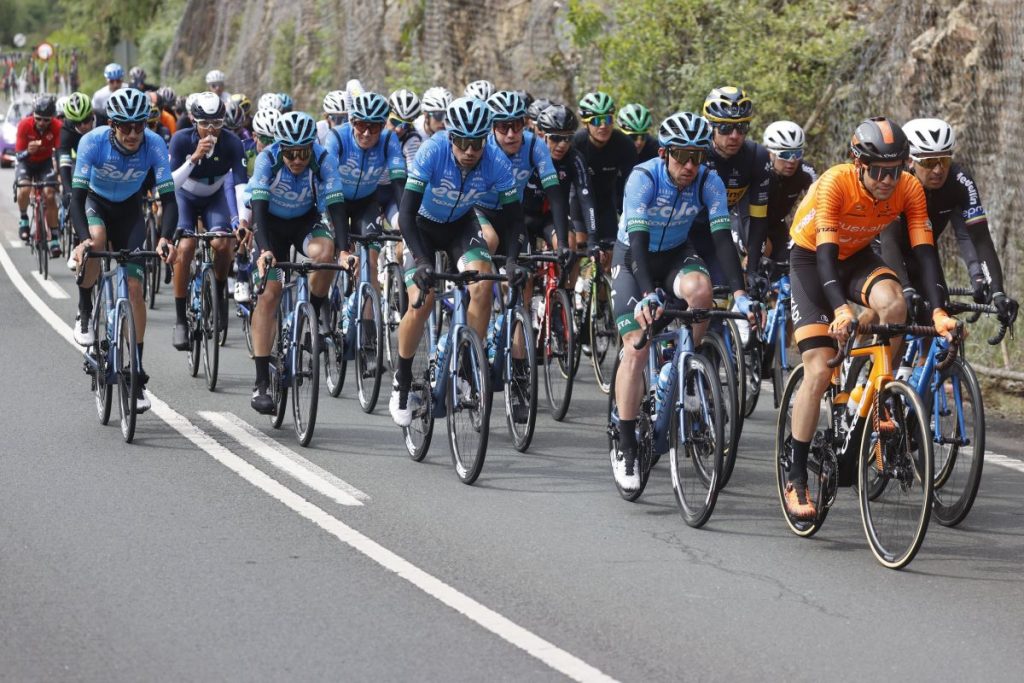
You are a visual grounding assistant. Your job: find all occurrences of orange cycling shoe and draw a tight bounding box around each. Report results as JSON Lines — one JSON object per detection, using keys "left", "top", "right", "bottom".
{"left": 784, "top": 482, "right": 818, "bottom": 520}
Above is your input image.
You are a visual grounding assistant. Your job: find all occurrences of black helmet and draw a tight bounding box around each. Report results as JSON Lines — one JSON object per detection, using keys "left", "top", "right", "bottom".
{"left": 702, "top": 86, "right": 753, "bottom": 123}
{"left": 537, "top": 104, "right": 578, "bottom": 133}
{"left": 527, "top": 97, "right": 552, "bottom": 121}
{"left": 156, "top": 86, "right": 176, "bottom": 110}
{"left": 34, "top": 94, "right": 57, "bottom": 117}
{"left": 850, "top": 117, "right": 909, "bottom": 163}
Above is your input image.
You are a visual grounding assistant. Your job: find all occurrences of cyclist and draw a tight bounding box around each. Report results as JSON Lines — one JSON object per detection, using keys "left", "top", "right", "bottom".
{"left": 257, "top": 92, "right": 285, "bottom": 114}
{"left": 316, "top": 90, "right": 347, "bottom": 145}
{"left": 610, "top": 113, "right": 754, "bottom": 491}
{"left": 128, "top": 66, "right": 156, "bottom": 92}
{"left": 248, "top": 111, "right": 351, "bottom": 414}
{"left": 464, "top": 79, "right": 495, "bottom": 102}
{"left": 206, "top": 69, "right": 231, "bottom": 102}
{"left": 233, "top": 107, "right": 280, "bottom": 304}
{"left": 526, "top": 97, "right": 552, "bottom": 132}
{"left": 168, "top": 91, "right": 248, "bottom": 348}
{"left": 92, "top": 63, "right": 124, "bottom": 125}
{"left": 69, "top": 88, "right": 178, "bottom": 411}
{"left": 879, "top": 118, "right": 1018, "bottom": 326}
{"left": 15, "top": 95, "right": 62, "bottom": 255}
{"left": 414, "top": 86, "right": 450, "bottom": 139}
{"left": 176, "top": 93, "right": 200, "bottom": 132}
{"left": 380, "top": 88, "right": 424, "bottom": 231}
{"left": 783, "top": 117, "right": 958, "bottom": 519}
{"left": 388, "top": 96, "right": 523, "bottom": 427}
{"left": 759, "top": 120, "right": 816, "bottom": 279}
{"left": 617, "top": 103, "right": 657, "bottom": 162}
{"left": 155, "top": 86, "right": 178, "bottom": 136}
{"left": 58, "top": 93, "right": 96, "bottom": 224}
{"left": 229, "top": 92, "right": 253, "bottom": 128}
{"left": 277, "top": 93, "right": 294, "bottom": 114}
{"left": 146, "top": 104, "right": 171, "bottom": 143}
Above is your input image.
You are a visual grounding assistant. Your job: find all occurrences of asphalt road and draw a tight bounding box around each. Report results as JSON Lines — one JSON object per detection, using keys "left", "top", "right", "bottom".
{"left": 2, "top": 167, "right": 1023, "bottom": 682}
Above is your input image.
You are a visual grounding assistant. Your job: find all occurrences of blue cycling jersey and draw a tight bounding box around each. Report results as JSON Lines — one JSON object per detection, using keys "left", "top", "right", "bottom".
{"left": 323, "top": 124, "right": 406, "bottom": 200}
{"left": 476, "top": 130, "right": 558, "bottom": 209}
{"left": 406, "top": 132, "right": 518, "bottom": 223}
{"left": 249, "top": 142, "right": 345, "bottom": 219}
{"left": 72, "top": 126, "right": 174, "bottom": 201}
{"left": 618, "top": 158, "right": 730, "bottom": 252}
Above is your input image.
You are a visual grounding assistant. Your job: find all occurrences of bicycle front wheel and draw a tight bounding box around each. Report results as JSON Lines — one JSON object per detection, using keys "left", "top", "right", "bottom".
{"left": 742, "top": 335, "right": 763, "bottom": 418}
{"left": 504, "top": 306, "right": 537, "bottom": 452}
{"left": 92, "top": 287, "right": 112, "bottom": 425}
{"left": 543, "top": 289, "right": 575, "bottom": 420}
{"left": 700, "top": 333, "right": 740, "bottom": 488}
{"left": 384, "top": 262, "right": 407, "bottom": 371}
{"left": 859, "top": 380, "right": 933, "bottom": 569}
{"left": 355, "top": 286, "right": 385, "bottom": 413}
{"left": 403, "top": 313, "right": 435, "bottom": 462}
{"left": 323, "top": 279, "right": 345, "bottom": 398}
{"left": 670, "top": 353, "right": 725, "bottom": 528}
{"left": 447, "top": 326, "right": 491, "bottom": 484}
{"left": 201, "top": 268, "right": 220, "bottom": 391}
{"left": 116, "top": 303, "right": 139, "bottom": 443}
{"left": 291, "top": 302, "right": 320, "bottom": 446}
{"left": 589, "top": 274, "right": 617, "bottom": 394}
{"left": 930, "top": 358, "right": 985, "bottom": 527}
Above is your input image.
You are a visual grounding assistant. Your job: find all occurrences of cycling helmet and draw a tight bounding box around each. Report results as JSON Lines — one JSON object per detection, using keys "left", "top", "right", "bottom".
{"left": 106, "top": 88, "right": 151, "bottom": 123}
{"left": 446, "top": 97, "right": 492, "bottom": 138}
{"left": 516, "top": 90, "right": 534, "bottom": 109}
{"left": 350, "top": 92, "right": 390, "bottom": 123}
{"left": 224, "top": 100, "right": 245, "bottom": 130}
{"left": 64, "top": 92, "right": 93, "bottom": 122}
{"left": 53, "top": 96, "right": 68, "bottom": 118}
{"left": 252, "top": 108, "right": 280, "bottom": 138}
{"left": 277, "top": 93, "right": 294, "bottom": 113}
{"left": 702, "top": 86, "right": 753, "bottom": 123}
{"left": 345, "top": 79, "right": 365, "bottom": 99}
{"left": 763, "top": 120, "right": 805, "bottom": 151}
{"left": 536, "top": 104, "right": 578, "bottom": 133}
{"left": 903, "top": 118, "right": 955, "bottom": 157}
{"left": 156, "top": 86, "right": 176, "bottom": 110}
{"left": 190, "top": 91, "right": 227, "bottom": 121}
{"left": 617, "top": 103, "right": 652, "bottom": 133}
{"left": 147, "top": 104, "right": 161, "bottom": 123}
{"left": 486, "top": 90, "right": 527, "bottom": 122}
{"left": 275, "top": 111, "right": 317, "bottom": 146}
{"left": 173, "top": 95, "right": 188, "bottom": 115}
{"left": 658, "top": 112, "right": 713, "bottom": 149}
{"left": 388, "top": 89, "right": 421, "bottom": 120}
{"left": 322, "top": 90, "right": 347, "bottom": 115}
{"left": 258, "top": 92, "right": 284, "bottom": 112}
{"left": 230, "top": 92, "right": 252, "bottom": 115}
{"left": 464, "top": 79, "right": 495, "bottom": 102}
{"left": 421, "top": 86, "right": 452, "bottom": 112}
{"left": 527, "top": 97, "right": 552, "bottom": 121}
{"left": 104, "top": 63, "right": 124, "bottom": 81}
{"left": 578, "top": 91, "right": 615, "bottom": 118}
{"left": 849, "top": 117, "right": 909, "bottom": 163}
{"left": 205, "top": 69, "right": 226, "bottom": 85}
{"left": 128, "top": 66, "right": 146, "bottom": 86}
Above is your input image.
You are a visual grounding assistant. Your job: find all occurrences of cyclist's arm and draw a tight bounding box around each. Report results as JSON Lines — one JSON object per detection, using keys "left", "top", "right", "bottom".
{"left": 14, "top": 120, "right": 31, "bottom": 161}
{"left": 544, "top": 181, "right": 570, "bottom": 248}
{"left": 949, "top": 215, "right": 984, "bottom": 282}
{"left": 385, "top": 132, "right": 407, "bottom": 208}
{"left": 397, "top": 185, "right": 429, "bottom": 264}
{"left": 744, "top": 144, "right": 772, "bottom": 278}
{"left": 954, "top": 169, "right": 1005, "bottom": 294}
{"left": 157, "top": 186, "right": 178, "bottom": 239}
{"left": 223, "top": 136, "right": 248, "bottom": 225}
{"left": 879, "top": 219, "right": 913, "bottom": 288}
{"left": 251, "top": 199, "right": 271, "bottom": 252}
{"left": 169, "top": 133, "right": 195, "bottom": 188}
{"left": 572, "top": 150, "right": 598, "bottom": 239}
{"left": 70, "top": 187, "right": 90, "bottom": 241}
{"left": 703, "top": 171, "right": 746, "bottom": 293}
{"left": 904, "top": 176, "right": 946, "bottom": 310}
{"left": 623, "top": 167, "right": 657, "bottom": 293}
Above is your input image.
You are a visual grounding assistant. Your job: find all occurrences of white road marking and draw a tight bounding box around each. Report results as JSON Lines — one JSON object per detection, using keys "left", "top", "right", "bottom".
{"left": 0, "top": 239, "right": 619, "bottom": 683}
{"left": 30, "top": 270, "right": 69, "bottom": 299}
{"left": 8, "top": 239, "right": 24, "bottom": 248}
{"left": 987, "top": 452, "right": 1024, "bottom": 474}
{"left": 199, "top": 410, "right": 368, "bottom": 506}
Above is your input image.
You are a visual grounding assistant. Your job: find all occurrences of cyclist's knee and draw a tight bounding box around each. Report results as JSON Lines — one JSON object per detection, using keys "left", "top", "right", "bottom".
{"left": 800, "top": 348, "right": 834, "bottom": 388}
{"left": 868, "top": 279, "right": 905, "bottom": 323}
{"left": 674, "top": 272, "right": 711, "bottom": 306}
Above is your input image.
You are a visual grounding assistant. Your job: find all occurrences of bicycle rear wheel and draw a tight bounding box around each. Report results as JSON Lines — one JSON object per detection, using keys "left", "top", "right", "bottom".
{"left": 724, "top": 320, "right": 746, "bottom": 432}
{"left": 543, "top": 289, "right": 575, "bottom": 420}
{"left": 35, "top": 202, "right": 47, "bottom": 278}
{"left": 504, "top": 306, "right": 537, "bottom": 452}
{"left": 116, "top": 303, "right": 139, "bottom": 443}
{"left": 403, "top": 314, "right": 435, "bottom": 462}
{"left": 589, "top": 274, "right": 617, "bottom": 394}
{"left": 700, "top": 332, "right": 740, "bottom": 488}
{"left": 670, "top": 353, "right": 725, "bottom": 528}
{"left": 201, "top": 268, "right": 220, "bottom": 391}
{"left": 270, "top": 317, "right": 288, "bottom": 429}
{"left": 240, "top": 306, "right": 254, "bottom": 357}
{"left": 92, "top": 287, "right": 113, "bottom": 425}
{"left": 930, "top": 358, "right": 984, "bottom": 527}
{"left": 742, "top": 335, "right": 763, "bottom": 417}
{"left": 859, "top": 380, "right": 933, "bottom": 569}
{"left": 323, "top": 277, "right": 345, "bottom": 398}
{"left": 186, "top": 275, "right": 201, "bottom": 377}
{"left": 447, "top": 326, "right": 491, "bottom": 484}
{"left": 146, "top": 214, "right": 159, "bottom": 309}
{"left": 607, "top": 351, "right": 653, "bottom": 502}
{"left": 291, "top": 302, "right": 320, "bottom": 446}
{"left": 384, "top": 262, "right": 407, "bottom": 371}
{"left": 355, "top": 286, "right": 385, "bottom": 413}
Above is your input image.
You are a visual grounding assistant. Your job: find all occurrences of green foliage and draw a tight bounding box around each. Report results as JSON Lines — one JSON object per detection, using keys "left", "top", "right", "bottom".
{"left": 0, "top": 0, "right": 56, "bottom": 44}
{"left": 137, "top": 0, "right": 188, "bottom": 82}
{"left": 270, "top": 20, "right": 296, "bottom": 93}
{"left": 384, "top": 59, "right": 433, "bottom": 95}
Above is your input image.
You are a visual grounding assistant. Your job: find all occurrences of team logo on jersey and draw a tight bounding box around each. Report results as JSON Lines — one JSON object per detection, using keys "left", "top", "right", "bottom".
{"left": 270, "top": 183, "right": 312, "bottom": 203}
{"left": 431, "top": 177, "right": 485, "bottom": 206}
{"left": 95, "top": 162, "right": 146, "bottom": 182}
{"left": 339, "top": 160, "right": 386, "bottom": 181}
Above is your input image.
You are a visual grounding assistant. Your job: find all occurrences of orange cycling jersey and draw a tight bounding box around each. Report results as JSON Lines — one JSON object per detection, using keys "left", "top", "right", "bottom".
{"left": 790, "top": 163, "right": 933, "bottom": 259}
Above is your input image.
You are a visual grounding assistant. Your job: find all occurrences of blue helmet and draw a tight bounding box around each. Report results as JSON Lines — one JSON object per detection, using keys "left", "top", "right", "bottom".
{"left": 104, "top": 63, "right": 124, "bottom": 81}
{"left": 350, "top": 92, "right": 390, "bottom": 123}
{"left": 106, "top": 88, "right": 151, "bottom": 123}
{"left": 486, "top": 90, "right": 527, "bottom": 122}
{"left": 275, "top": 111, "right": 317, "bottom": 146}
{"left": 658, "top": 112, "right": 713, "bottom": 149}
{"left": 277, "top": 93, "right": 294, "bottom": 113}
{"left": 446, "top": 97, "right": 492, "bottom": 138}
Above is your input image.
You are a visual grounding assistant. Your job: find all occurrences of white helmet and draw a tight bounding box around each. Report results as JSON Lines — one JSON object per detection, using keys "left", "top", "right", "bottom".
{"left": 763, "top": 120, "right": 805, "bottom": 151}
{"left": 421, "top": 86, "right": 452, "bottom": 113}
{"left": 258, "top": 92, "right": 284, "bottom": 112}
{"left": 185, "top": 92, "right": 200, "bottom": 118}
{"left": 388, "top": 88, "right": 421, "bottom": 120}
{"left": 322, "top": 90, "right": 347, "bottom": 115}
{"left": 252, "top": 108, "right": 280, "bottom": 138}
{"left": 464, "top": 79, "right": 495, "bottom": 102}
{"left": 205, "top": 69, "right": 226, "bottom": 85}
{"left": 345, "top": 79, "right": 365, "bottom": 99}
{"left": 903, "top": 118, "right": 955, "bottom": 157}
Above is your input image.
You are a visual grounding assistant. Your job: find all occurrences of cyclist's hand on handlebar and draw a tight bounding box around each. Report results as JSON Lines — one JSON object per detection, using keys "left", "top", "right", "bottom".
{"left": 829, "top": 305, "right": 856, "bottom": 344}
{"left": 734, "top": 291, "right": 761, "bottom": 328}
{"left": 746, "top": 274, "right": 769, "bottom": 301}
{"left": 338, "top": 249, "right": 357, "bottom": 272}
{"left": 507, "top": 262, "right": 530, "bottom": 289}
{"left": 633, "top": 290, "right": 664, "bottom": 330}
{"left": 557, "top": 245, "right": 574, "bottom": 271}
{"left": 156, "top": 237, "right": 176, "bottom": 264}
{"left": 971, "top": 275, "right": 990, "bottom": 304}
{"left": 234, "top": 221, "right": 251, "bottom": 248}
{"left": 412, "top": 261, "right": 435, "bottom": 292}
{"left": 932, "top": 309, "right": 960, "bottom": 341}
{"left": 902, "top": 286, "right": 924, "bottom": 323}
{"left": 992, "top": 292, "right": 1018, "bottom": 327}
{"left": 257, "top": 250, "right": 276, "bottom": 278}
{"left": 587, "top": 243, "right": 602, "bottom": 260}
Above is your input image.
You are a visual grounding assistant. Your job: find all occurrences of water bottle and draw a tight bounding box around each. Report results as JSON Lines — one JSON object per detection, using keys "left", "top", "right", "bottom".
{"left": 846, "top": 384, "right": 864, "bottom": 416}
{"left": 487, "top": 313, "right": 503, "bottom": 364}
{"left": 436, "top": 330, "right": 448, "bottom": 359}
{"left": 531, "top": 296, "right": 545, "bottom": 325}
{"left": 341, "top": 295, "right": 356, "bottom": 337}
{"left": 655, "top": 363, "right": 673, "bottom": 414}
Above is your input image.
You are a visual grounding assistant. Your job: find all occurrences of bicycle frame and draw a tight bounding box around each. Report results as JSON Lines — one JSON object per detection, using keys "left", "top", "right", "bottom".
{"left": 765, "top": 272, "right": 792, "bottom": 366}
{"left": 82, "top": 260, "right": 136, "bottom": 385}
{"left": 901, "top": 335, "right": 969, "bottom": 448}
{"left": 426, "top": 281, "right": 472, "bottom": 419}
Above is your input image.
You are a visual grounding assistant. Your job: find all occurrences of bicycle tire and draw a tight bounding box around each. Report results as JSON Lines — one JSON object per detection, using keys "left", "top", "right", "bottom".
{"left": 504, "top": 306, "right": 538, "bottom": 452}
{"left": 146, "top": 214, "right": 159, "bottom": 309}
{"left": 403, "top": 312, "right": 435, "bottom": 462}
{"left": 447, "top": 326, "right": 491, "bottom": 484}
{"left": 92, "top": 287, "right": 113, "bottom": 425}
{"left": 270, "top": 316, "right": 288, "bottom": 429}
{"left": 116, "top": 302, "right": 139, "bottom": 443}
{"left": 201, "top": 268, "right": 220, "bottom": 391}
{"left": 241, "top": 307, "right": 254, "bottom": 357}
{"left": 700, "top": 333, "right": 740, "bottom": 488}
{"left": 543, "top": 289, "right": 575, "bottom": 421}
{"left": 589, "top": 274, "right": 617, "bottom": 394}
{"left": 725, "top": 319, "right": 746, "bottom": 431}
{"left": 355, "top": 285, "right": 385, "bottom": 413}
{"left": 186, "top": 274, "right": 201, "bottom": 377}
{"left": 930, "top": 358, "right": 985, "bottom": 527}
{"left": 670, "top": 352, "right": 725, "bottom": 528}
{"left": 771, "top": 328, "right": 789, "bottom": 409}
{"left": 607, "top": 350, "right": 653, "bottom": 502}
{"left": 322, "top": 275, "right": 344, "bottom": 397}
{"left": 742, "top": 335, "right": 763, "bottom": 418}
{"left": 292, "top": 302, "right": 320, "bottom": 446}
{"left": 384, "top": 262, "right": 407, "bottom": 372}
{"left": 859, "top": 380, "right": 933, "bottom": 569}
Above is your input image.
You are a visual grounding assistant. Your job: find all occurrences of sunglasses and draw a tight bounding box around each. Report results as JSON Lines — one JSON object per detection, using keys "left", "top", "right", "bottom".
{"left": 427, "top": 111, "right": 446, "bottom": 121}
{"left": 714, "top": 122, "right": 750, "bottom": 135}
{"left": 196, "top": 119, "right": 225, "bottom": 130}
{"left": 281, "top": 145, "right": 312, "bottom": 161}
{"left": 774, "top": 149, "right": 803, "bottom": 161}
{"left": 913, "top": 155, "right": 952, "bottom": 170}
{"left": 114, "top": 121, "right": 146, "bottom": 134}
{"left": 583, "top": 114, "right": 614, "bottom": 127}
{"left": 257, "top": 134, "right": 274, "bottom": 146}
{"left": 546, "top": 133, "right": 573, "bottom": 144}
{"left": 352, "top": 119, "right": 384, "bottom": 134}
{"left": 388, "top": 115, "right": 412, "bottom": 128}
{"left": 865, "top": 164, "right": 903, "bottom": 181}
{"left": 450, "top": 135, "right": 486, "bottom": 151}
{"left": 626, "top": 132, "right": 646, "bottom": 142}
{"left": 494, "top": 119, "right": 525, "bottom": 135}
{"left": 74, "top": 116, "right": 96, "bottom": 130}
{"left": 667, "top": 147, "right": 707, "bottom": 166}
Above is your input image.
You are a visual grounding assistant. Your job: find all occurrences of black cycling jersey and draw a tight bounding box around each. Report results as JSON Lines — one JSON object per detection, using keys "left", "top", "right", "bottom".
{"left": 572, "top": 128, "right": 637, "bottom": 236}
{"left": 57, "top": 125, "right": 87, "bottom": 195}
{"left": 523, "top": 147, "right": 597, "bottom": 238}
{"left": 636, "top": 135, "right": 658, "bottom": 163}
{"left": 755, "top": 162, "right": 817, "bottom": 264}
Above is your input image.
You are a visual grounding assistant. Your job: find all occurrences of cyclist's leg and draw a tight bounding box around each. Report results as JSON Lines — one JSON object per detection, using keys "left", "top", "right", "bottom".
{"left": 348, "top": 194, "right": 382, "bottom": 294}
{"left": 455, "top": 211, "right": 494, "bottom": 341}
{"left": 610, "top": 242, "right": 647, "bottom": 424}
{"left": 172, "top": 190, "right": 200, "bottom": 327}
{"left": 668, "top": 245, "right": 713, "bottom": 344}
{"left": 251, "top": 216, "right": 294, "bottom": 404}
{"left": 846, "top": 248, "right": 904, "bottom": 361}
{"left": 201, "top": 189, "right": 235, "bottom": 292}
{"left": 297, "top": 215, "right": 335, "bottom": 321}
{"left": 476, "top": 207, "right": 499, "bottom": 256}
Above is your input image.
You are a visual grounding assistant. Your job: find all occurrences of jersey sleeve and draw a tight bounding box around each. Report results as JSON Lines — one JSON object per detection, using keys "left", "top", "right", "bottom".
{"left": 323, "top": 128, "right": 341, "bottom": 158}
{"left": 701, "top": 170, "right": 732, "bottom": 233}
{"left": 532, "top": 137, "right": 559, "bottom": 189}
{"left": 407, "top": 137, "right": 438, "bottom": 192}
{"left": 15, "top": 119, "right": 29, "bottom": 152}
{"left": 71, "top": 131, "right": 99, "bottom": 189}
{"left": 168, "top": 130, "right": 190, "bottom": 169}
{"left": 317, "top": 147, "right": 346, "bottom": 207}
{"left": 58, "top": 128, "right": 76, "bottom": 168}
{"left": 385, "top": 132, "right": 407, "bottom": 180}
{"left": 901, "top": 176, "right": 934, "bottom": 248}
{"left": 492, "top": 153, "right": 519, "bottom": 205}
{"left": 622, "top": 167, "right": 656, "bottom": 234}
{"left": 248, "top": 150, "right": 274, "bottom": 202}
{"left": 147, "top": 133, "right": 176, "bottom": 195}
{"left": 953, "top": 166, "right": 987, "bottom": 227}
{"left": 748, "top": 144, "right": 771, "bottom": 219}
{"left": 812, "top": 169, "right": 844, "bottom": 248}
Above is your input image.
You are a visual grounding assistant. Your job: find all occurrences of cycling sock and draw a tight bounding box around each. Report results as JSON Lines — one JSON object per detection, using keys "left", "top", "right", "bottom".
{"left": 396, "top": 355, "right": 414, "bottom": 408}
{"left": 310, "top": 294, "right": 326, "bottom": 318}
{"left": 175, "top": 297, "right": 187, "bottom": 323}
{"left": 78, "top": 286, "right": 93, "bottom": 318}
{"left": 254, "top": 356, "right": 270, "bottom": 387}
{"left": 619, "top": 419, "right": 638, "bottom": 456}
{"left": 137, "top": 342, "right": 143, "bottom": 362}
{"left": 20, "top": 213, "right": 28, "bottom": 221}
{"left": 789, "top": 438, "right": 810, "bottom": 485}
{"left": 216, "top": 278, "right": 227, "bottom": 300}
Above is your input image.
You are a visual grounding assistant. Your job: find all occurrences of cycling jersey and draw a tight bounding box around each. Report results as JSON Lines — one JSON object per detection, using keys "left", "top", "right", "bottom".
{"left": 72, "top": 127, "right": 174, "bottom": 202}
{"left": 636, "top": 136, "right": 658, "bottom": 163}
{"left": 766, "top": 163, "right": 817, "bottom": 230}
{"left": 705, "top": 139, "right": 771, "bottom": 215}
{"left": 572, "top": 129, "right": 637, "bottom": 225}
{"left": 523, "top": 147, "right": 597, "bottom": 237}
{"left": 476, "top": 130, "right": 558, "bottom": 209}
{"left": 618, "top": 159, "right": 730, "bottom": 252}
{"left": 159, "top": 110, "right": 177, "bottom": 136}
{"left": 91, "top": 85, "right": 116, "bottom": 121}
{"left": 249, "top": 142, "right": 345, "bottom": 219}
{"left": 58, "top": 125, "right": 87, "bottom": 192}
{"left": 169, "top": 128, "right": 247, "bottom": 221}
{"left": 15, "top": 116, "right": 62, "bottom": 164}
{"left": 405, "top": 132, "right": 517, "bottom": 223}
{"left": 323, "top": 123, "right": 406, "bottom": 200}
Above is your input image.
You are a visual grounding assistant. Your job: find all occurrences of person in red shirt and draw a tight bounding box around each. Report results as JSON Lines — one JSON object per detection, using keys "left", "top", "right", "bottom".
{"left": 15, "top": 95, "right": 63, "bottom": 254}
